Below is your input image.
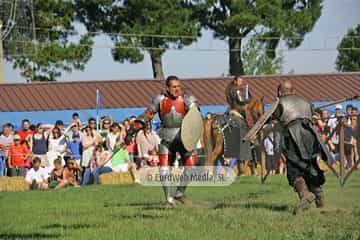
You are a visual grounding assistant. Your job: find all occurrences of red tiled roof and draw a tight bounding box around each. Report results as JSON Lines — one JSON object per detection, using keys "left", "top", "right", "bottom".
{"left": 0, "top": 72, "right": 359, "bottom": 112}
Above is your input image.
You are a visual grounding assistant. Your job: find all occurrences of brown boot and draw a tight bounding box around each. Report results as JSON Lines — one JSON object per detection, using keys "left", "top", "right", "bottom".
{"left": 309, "top": 186, "right": 325, "bottom": 208}
{"left": 292, "top": 177, "right": 316, "bottom": 215}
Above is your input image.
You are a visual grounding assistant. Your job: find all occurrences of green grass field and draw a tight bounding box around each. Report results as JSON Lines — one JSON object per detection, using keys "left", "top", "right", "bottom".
{"left": 1, "top": 172, "right": 360, "bottom": 240}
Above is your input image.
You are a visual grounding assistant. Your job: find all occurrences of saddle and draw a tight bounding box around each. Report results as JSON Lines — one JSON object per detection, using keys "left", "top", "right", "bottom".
{"left": 214, "top": 110, "right": 252, "bottom": 161}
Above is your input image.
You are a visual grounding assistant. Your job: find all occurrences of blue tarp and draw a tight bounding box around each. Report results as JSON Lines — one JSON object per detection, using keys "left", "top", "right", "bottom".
{"left": 1, "top": 101, "right": 359, "bottom": 130}
{"left": 0, "top": 105, "right": 227, "bottom": 130}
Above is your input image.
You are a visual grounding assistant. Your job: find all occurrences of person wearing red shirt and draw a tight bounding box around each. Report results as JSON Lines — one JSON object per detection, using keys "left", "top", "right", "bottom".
{"left": 7, "top": 135, "right": 32, "bottom": 177}
{"left": 16, "top": 119, "right": 34, "bottom": 144}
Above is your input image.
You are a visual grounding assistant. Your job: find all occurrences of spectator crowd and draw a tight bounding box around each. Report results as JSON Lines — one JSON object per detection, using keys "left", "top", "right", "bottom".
{"left": 0, "top": 113, "right": 162, "bottom": 189}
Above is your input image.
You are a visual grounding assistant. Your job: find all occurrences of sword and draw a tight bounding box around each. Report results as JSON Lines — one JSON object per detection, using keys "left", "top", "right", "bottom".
{"left": 314, "top": 95, "right": 359, "bottom": 110}
{"left": 243, "top": 99, "right": 280, "bottom": 143}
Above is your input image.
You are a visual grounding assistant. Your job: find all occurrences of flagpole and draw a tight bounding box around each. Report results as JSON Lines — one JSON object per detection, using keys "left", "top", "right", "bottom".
{"left": 245, "top": 84, "right": 249, "bottom": 100}
{"left": 96, "top": 89, "right": 99, "bottom": 131}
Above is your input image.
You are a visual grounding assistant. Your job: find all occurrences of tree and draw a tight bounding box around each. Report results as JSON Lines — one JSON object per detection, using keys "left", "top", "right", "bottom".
{"left": 242, "top": 37, "right": 283, "bottom": 75}
{"left": 1, "top": 0, "right": 93, "bottom": 82}
{"left": 336, "top": 24, "right": 360, "bottom": 72}
{"left": 202, "top": 0, "right": 323, "bottom": 76}
{"left": 76, "top": 0, "right": 204, "bottom": 79}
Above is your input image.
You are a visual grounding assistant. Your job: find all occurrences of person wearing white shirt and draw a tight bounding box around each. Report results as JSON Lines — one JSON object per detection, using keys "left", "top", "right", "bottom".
{"left": 264, "top": 131, "right": 276, "bottom": 175}
{"left": 327, "top": 105, "right": 344, "bottom": 146}
{"left": 25, "top": 157, "right": 49, "bottom": 190}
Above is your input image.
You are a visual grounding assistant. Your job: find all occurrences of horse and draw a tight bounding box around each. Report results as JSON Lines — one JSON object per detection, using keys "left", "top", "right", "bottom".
{"left": 202, "top": 98, "right": 264, "bottom": 175}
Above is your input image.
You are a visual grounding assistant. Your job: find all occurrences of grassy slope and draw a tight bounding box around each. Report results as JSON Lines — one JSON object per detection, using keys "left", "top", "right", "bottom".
{"left": 0, "top": 172, "right": 359, "bottom": 240}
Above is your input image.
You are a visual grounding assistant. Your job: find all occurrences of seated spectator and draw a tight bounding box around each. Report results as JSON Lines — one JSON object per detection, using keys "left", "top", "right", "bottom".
{"left": 82, "top": 144, "right": 113, "bottom": 185}
{"left": 55, "top": 159, "right": 82, "bottom": 189}
{"left": 7, "top": 134, "right": 32, "bottom": 177}
{"left": 111, "top": 144, "right": 140, "bottom": 183}
{"left": 0, "top": 123, "right": 14, "bottom": 177}
{"left": 48, "top": 158, "right": 64, "bottom": 189}
{"left": 25, "top": 157, "right": 49, "bottom": 190}
{"left": 67, "top": 133, "right": 82, "bottom": 164}
{"left": 136, "top": 122, "right": 160, "bottom": 167}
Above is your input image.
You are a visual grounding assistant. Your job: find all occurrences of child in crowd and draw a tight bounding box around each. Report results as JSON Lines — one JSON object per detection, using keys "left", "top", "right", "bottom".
{"left": 68, "top": 133, "right": 82, "bottom": 164}
{"left": 55, "top": 159, "right": 83, "bottom": 189}
{"left": 25, "top": 157, "right": 49, "bottom": 190}
{"left": 71, "top": 112, "right": 82, "bottom": 128}
{"left": 48, "top": 158, "right": 64, "bottom": 189}
{"left": 8, "top": 134, "right": 32, "bottom": 177}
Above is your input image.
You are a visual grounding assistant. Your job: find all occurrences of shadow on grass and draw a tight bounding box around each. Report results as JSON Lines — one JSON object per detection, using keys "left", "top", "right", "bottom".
{"left": 239, "top": 191, "right": 273, "bottom": 200}
{"left": 42, "top": 223, "right": 93, "bottom": 230}
{"left": 104, "top": 202, "right": 161, "bottom": 208}
{"left": 214, "top": 202, "right": 289, "bottom": 212}
{"left": 0, "top": 233, "right": 61, "bottom": 239}
{"left": 110, "top": 213, "right": 168, "bottom": 219}
{"left": 141, "top": 205, "right": 178, "bottom": 211}
{"left": 104, "top": 201, "right": 177, "bottom": 211}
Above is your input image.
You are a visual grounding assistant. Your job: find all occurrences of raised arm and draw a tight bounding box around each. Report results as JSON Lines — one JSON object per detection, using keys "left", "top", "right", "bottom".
{"left": 135, "top": 94, "right": 163, "bottom": 127}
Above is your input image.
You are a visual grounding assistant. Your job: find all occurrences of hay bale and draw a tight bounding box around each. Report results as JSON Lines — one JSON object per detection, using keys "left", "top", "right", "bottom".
{"left": 231, "top": 161, "right": 261, "bottom": 176}
{"left": 99, "top": 172, "right": 133, "bottom": 185}
{"left": 0, "top": 177, "right": 29, "bottom": 192}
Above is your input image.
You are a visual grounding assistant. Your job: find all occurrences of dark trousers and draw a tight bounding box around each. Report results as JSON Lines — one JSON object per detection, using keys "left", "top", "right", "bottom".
{"left": 286, "top": 159, "right": 325, "bottom": 188}
{"left": 8, "top": 167, "right": 27, "bottom": 177}
{"left": 265, "top": 155, "right": 278, "bottom": 171}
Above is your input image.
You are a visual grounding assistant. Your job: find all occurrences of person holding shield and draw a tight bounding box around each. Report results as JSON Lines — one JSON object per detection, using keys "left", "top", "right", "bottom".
{"left": 135, "top": 75, "right": 202, "bottom": 206}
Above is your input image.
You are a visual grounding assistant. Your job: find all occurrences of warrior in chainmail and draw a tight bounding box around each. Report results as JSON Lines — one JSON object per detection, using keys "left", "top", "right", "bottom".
{"left": 272, "top": 80, "right": 330, "bottom": 214}
{"left": 135, "top": 75, "right": 198, "bottom": 206}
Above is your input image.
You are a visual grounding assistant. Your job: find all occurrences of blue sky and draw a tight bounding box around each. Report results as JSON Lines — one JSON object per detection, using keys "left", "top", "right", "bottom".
{"left": 4, "top": 0, "right": 360, "bottom": 83}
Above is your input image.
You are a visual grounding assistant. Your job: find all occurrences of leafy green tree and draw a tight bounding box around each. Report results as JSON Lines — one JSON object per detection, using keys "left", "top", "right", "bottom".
{"left": 336, "top": 24, "right": 360, "bottom": 72}
{"left": 242, "top": 37, "right": 283, "bottom": 75}
{"left": 202, "top": 0, "right": 323, "bottom": 76}
{"left": 1, "top": 0, "right": 93, "bottom": 82}
{"left": 76, "top": 0, "right": 204, "bottom": 79}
